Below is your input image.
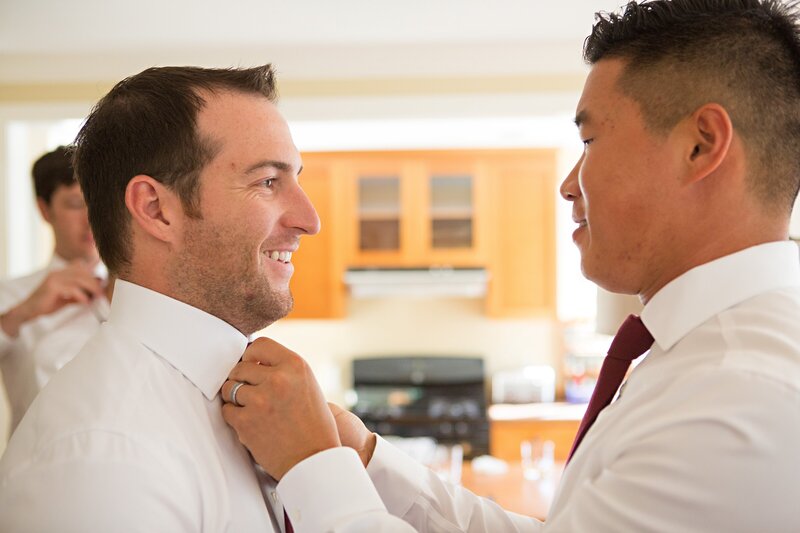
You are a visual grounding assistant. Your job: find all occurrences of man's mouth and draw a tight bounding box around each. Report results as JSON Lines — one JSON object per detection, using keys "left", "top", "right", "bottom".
{"left": 265, "top": 250, "right": 293, "bottom": 264}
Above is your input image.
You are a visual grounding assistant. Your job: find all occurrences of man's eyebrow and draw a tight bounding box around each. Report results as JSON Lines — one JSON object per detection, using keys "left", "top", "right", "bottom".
{"left": 243, "top": 160, "right": 299, "bottom": 175}
{"left": 574, "top": 110, "right": 590, "bottom": 128}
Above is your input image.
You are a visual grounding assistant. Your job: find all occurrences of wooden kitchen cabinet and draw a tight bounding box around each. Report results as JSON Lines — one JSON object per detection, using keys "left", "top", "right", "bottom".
{"left": 461, "top": 461, "right": 563, "bottom": 519}
{"left": 287, "top": 159, "right": 346, "bottom": 318}
{"left": 485, "top": 151, "right": 557, "bottom": 317}
{"left": 340, "top": 151, "right": 490, "bottom": 268}
{"left": 288, "top": 149, "right": 557, "bottom": 318}
{"left": 491, "top": 419, "right": 579, "bottom": 462}
{"left": 489, "top": 402, "right": 585, "bottom": 461}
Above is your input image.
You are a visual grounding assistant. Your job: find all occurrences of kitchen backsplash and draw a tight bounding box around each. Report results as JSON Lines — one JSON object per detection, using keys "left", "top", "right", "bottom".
{"left": 262, "top": 296, "right": 558, "bottom": 405}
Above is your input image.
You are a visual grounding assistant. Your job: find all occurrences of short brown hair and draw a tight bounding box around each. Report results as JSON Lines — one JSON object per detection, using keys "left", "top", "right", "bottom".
{"left": 73, "top": 65, "right": 278, "bottom": 275}
{"left": 584, "top": 0, "right": 800, "bottom": 214}
{"left": 32, "top": 146, "right": 75, "bottom": 204}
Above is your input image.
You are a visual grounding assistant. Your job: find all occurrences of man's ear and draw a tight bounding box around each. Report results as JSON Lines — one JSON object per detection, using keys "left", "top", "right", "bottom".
{"left": 684, "top": 103, "right": 733, "bottom": 184}
{"left": 125, "top": 175, "right": 182, "bottom": 244}
{"left": 36, "top": 197, "right": 52, "bottom": 224}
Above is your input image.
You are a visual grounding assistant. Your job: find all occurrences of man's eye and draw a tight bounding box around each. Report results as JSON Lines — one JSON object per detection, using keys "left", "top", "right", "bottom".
{"left": 582, "top": 138, "right": 594, "bottom": 146}
{"left": 262, "top": 178, "right": 276, "bottom": 188}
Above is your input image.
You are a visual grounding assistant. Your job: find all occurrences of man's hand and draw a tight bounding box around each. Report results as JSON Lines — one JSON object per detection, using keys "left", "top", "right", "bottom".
{"left": 0, "top": 261, "right": 103, "bottom": 338}
{"left": 221, "top": 338, "right": 341, "bottom": 480}
{"left": 329, "top": 403, "right": 377, "bottom": 468}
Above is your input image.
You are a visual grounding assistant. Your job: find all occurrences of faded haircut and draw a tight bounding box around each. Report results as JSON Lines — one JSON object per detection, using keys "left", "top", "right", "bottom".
{"left": 585, "top": 0, "right": 800, "bottom": 214}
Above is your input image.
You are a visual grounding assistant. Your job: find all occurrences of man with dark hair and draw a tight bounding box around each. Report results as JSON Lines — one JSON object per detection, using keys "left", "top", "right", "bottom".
{"left": 0, "top": 146, "right": 105, "bottom": 433}
{"left": 218, "top": 1, "right": 800, "bottom": 531}
{"left": 0, "top": 65, "right": 320, "bottom": 531}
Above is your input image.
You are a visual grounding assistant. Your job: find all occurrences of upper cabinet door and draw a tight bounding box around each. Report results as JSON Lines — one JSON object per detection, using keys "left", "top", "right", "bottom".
{"left": 421, "top": 156, "right": 489, "bottom": 267}
{"left": 429, "top": 174, "right": 474, "bottom": 250}
{"left": 345, "top": 157, "right": 420, "bottom": 266}
{"left": 345, "top": 153, "right": 487, "bottom": 267}
{"left": 357, "top": 175, "right": 401, "bottom": 252}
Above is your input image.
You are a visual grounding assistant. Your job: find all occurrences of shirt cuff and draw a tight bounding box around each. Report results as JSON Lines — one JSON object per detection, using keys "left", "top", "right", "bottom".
{"left": 278, "top": 447, "right": 387, "bottom": 533}
{"left": 366, "top": 435, "right": 432, "bottom": 518}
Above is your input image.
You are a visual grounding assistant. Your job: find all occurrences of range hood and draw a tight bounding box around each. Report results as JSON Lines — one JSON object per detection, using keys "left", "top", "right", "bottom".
{"left": 344, "top": 267, "right": 489, "bottom": 298}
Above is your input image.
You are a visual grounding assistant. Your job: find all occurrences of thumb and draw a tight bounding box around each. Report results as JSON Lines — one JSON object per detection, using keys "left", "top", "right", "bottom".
{"left": 328, "top": 402, "right": 346, "bottom": 417}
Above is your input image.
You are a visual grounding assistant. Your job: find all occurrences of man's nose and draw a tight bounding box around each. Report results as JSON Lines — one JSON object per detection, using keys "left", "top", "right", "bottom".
{"left": 560, "top": 156, "right": 583, "bottom": 201}
{"left": 286, "top": 184, "right": 321, "bottom": 236}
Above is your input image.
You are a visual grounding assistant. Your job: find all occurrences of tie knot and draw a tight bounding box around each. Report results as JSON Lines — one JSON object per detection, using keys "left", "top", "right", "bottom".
{"left": 607, "top": 314, "right": 654, "bottom": 362}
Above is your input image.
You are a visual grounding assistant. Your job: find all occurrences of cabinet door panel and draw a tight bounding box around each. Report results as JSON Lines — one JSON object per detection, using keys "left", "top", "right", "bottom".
{"left": 357, "top": 176, "right": 401, "bottom": 251}
{"left": 421, "top": 157, "right": 488, "bottom": 266}
{"left": 490, "top": 420, "right": 579, "bottom": 462}
{"left": 346, "top": 158, "right": 416, "bottom": 266}
{"left": 486, "top": 153, "right": 557, "bottom": 317}
{"left": 287, "top": 161, "right": 345, "bottom": 318}
{"left": 430, "top": 175, "right": 474, "bottom": 249}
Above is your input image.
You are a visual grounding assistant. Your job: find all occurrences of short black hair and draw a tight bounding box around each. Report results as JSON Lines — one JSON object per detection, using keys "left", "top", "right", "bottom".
{"left": 585, "top": 0, "right": 800, "bottom": 214}
{"left": 32, "top": 146, "right": 76, "bottom": 204}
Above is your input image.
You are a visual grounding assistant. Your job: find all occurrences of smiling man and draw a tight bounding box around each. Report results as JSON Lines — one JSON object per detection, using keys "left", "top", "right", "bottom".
{"left": 218, "top": 1, "right": 800, "bottom": 532}
{"left": 0, "top": 66, "right": 320, "bottom": 532}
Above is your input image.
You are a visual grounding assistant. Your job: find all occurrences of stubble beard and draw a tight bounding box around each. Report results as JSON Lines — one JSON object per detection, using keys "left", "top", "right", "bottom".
{"left": 171, "top": 220, "right": 293, "bottom": 336}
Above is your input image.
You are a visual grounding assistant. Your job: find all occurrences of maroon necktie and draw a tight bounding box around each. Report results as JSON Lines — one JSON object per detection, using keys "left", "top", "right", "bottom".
{"left": 567, "top": 314, "right": 654, "bottom": 463}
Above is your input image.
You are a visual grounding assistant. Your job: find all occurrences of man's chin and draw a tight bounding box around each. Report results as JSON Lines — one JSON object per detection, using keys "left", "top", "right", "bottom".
{"left": 252, "top": 292, "right": 294, "bottom": 329}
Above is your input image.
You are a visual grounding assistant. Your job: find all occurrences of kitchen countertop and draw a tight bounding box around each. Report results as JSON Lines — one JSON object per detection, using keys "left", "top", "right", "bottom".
{"left": 488, "top": 402, "right": 587, "bottom": 422}
{"left": 461, "top": 460, "right": 564, "bottom": 520}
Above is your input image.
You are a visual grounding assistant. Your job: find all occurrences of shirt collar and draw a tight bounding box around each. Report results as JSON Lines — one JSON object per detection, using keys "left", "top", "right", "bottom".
{"left": 48, "top": 255, "right": 108, "bottom": 281}
{"left": 107, "top": 279, "right": 249, "bottom": 400}
{"left": 641, "top": 241, "right": 800, "bottom": 352}
{"left": 47, "top": 255, "right": 68, "bottom": 271}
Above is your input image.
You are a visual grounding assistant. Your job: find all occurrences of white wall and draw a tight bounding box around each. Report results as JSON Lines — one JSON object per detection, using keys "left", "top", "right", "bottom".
{"left": 0, "top": 113, "right": 89, "bottom": 452}
{"left": 263, "top": 298, "right": 557, "bottom": 406}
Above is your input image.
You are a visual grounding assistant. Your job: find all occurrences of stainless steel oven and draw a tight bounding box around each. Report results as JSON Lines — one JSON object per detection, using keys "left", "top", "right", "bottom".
{"left": 351, "top": 356, "right": 488, "bottom": 458}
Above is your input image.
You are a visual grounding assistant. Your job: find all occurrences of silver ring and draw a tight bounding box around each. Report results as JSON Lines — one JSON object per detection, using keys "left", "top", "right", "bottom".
{"left": 229, "top": 381, "right": 245, "bottom": 407}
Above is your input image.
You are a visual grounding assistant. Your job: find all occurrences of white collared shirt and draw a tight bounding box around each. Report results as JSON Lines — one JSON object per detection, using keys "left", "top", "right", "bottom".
{"left": 29, "top": 293, "right": 110, "bottom": 389}
{"left": 278, "top": 241, "right": 800, "bottom": 532}
{"left": 0, "top": 256, "right": 108, "bottom": 432}
{"left": 0, "top": 280, "right": 285, "bottom": 532}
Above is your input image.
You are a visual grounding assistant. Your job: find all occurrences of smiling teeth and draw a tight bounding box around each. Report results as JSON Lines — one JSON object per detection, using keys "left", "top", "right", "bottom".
{"left": 267, "top": 251, "right": 292, "bottom": 263}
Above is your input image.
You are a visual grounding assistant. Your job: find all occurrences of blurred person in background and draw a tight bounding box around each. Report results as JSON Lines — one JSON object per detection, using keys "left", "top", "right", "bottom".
{"left": 0, "top": 146, "right": 105, "bottom": 433}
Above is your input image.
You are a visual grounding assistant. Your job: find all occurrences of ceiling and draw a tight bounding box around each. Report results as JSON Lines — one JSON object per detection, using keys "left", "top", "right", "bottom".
{"left": 0, "top": 0, "right": 626, "bottom": 83}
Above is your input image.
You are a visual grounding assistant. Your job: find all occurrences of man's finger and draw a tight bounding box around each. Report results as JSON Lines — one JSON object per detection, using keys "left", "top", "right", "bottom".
{"left": 226, "top": 361, "right": 267, "bottom": 386}
{"left": 329, "top": 402, "right": 346, "bottom": 418}
{"left": 61, "top": 286, "right": 91, "bottom": 305}
{"left": 62, "top": 274, "right": 104, "bottom": 298}
{"left": 241, "top": 337, "right": 294, "bottom": 365}
{"left": 220, "top": 378, "right": 255, "bottom": 405}
{"left": 221, "top": 402, "right": 242, "bottom": 427}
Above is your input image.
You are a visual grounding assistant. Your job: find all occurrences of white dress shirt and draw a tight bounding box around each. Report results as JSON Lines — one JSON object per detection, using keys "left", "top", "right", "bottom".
{"left": 0, "top": 280, "right": 286, "bottom": 532}
{"left": 278, "top": 241, "right": 800, "bottom": 532}
{"left": 29, "top": 293, "right": 109, "bottom": 389}
{"left": 0, "top": 256, "right": 107, "bottom": 432}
